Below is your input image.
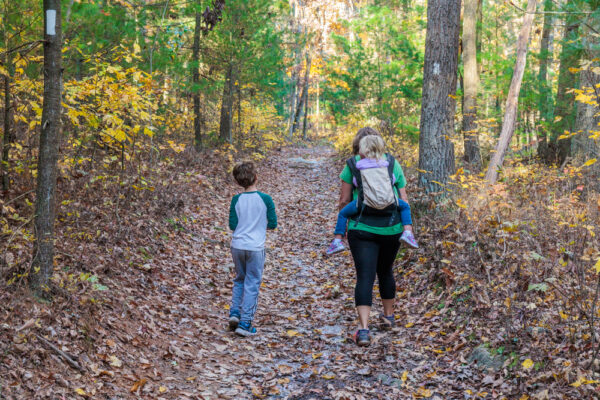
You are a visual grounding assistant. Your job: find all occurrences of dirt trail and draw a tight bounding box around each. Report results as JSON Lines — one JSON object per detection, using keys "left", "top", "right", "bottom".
{"left": 1, "top": 146, "right": 488, "bottom": 399}
{"left": 159, "top": 146, "right": 462, "bottom": 399}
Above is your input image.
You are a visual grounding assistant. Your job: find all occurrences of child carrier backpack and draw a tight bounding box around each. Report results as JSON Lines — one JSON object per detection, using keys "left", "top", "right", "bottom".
{"left": 347, "top": 154, "right": 399, "bottom": 227}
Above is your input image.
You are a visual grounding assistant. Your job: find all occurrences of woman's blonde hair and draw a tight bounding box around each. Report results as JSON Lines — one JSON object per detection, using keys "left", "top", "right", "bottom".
{"left": 359, "top": 135, "right": 386, "bottom": 160}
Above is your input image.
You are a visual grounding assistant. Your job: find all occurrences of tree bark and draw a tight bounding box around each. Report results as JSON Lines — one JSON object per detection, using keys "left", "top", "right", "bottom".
{"left": 302, "top": 56, "right": 311, "bottom": 139}
{"left": 462, "top": 0, "right": 482, "bottom": 170}
{"left": 1, "top": 55, "right": 12, "bottom": 192}
{"left": 536, "top": 0, "right": 554, "bottom": 160}
{"left": 292, "top": 54, "right": 310, "bottom": 136}
{"left": 30, "top": 0, "right": 62, "bottom": 296}
{"left": 193, "top": 8, "right": 202, "bottom": 151}
{"left": 219, "top": 62, "right": 235, "bottom": 143}
{"left": 418, "top": 0, "right": 461, "bottom": 193}
{"left": 548, "top": 15, "right": 581, "bottom": 165}
{"left": 485, "top": 0, "right": 537, "bottom": 184}
{"left": 1, "top": 0, "right": 12, "bottom": 192}
{"left": 573, "top": 16, "right": 599, "bottom": 162}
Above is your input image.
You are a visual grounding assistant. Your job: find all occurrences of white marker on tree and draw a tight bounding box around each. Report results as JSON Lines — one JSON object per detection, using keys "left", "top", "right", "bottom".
{"left": 46, "top": 10, "right": 56, "bottom": 35}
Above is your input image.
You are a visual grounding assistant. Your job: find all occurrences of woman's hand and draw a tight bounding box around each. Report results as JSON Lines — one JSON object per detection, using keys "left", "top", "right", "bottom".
{"left": 339, "top": 181, "right": 353, "bottom": 211}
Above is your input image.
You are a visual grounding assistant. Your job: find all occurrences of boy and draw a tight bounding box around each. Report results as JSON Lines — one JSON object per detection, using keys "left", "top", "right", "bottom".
{"left": 228, "top": 162, "right": 277, "bottom": 336}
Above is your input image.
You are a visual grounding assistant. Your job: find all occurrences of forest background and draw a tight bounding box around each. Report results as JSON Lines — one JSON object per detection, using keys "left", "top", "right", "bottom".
{"left": 1, "top": 0, "right": 600, "bottom": 398}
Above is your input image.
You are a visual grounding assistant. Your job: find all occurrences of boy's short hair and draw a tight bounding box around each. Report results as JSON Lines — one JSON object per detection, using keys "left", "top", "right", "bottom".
{"left": 352, "top": 127, "right": 381, "bottom": 155}
{"left": 233, "top": 162, "right": 257, "bottom": 188}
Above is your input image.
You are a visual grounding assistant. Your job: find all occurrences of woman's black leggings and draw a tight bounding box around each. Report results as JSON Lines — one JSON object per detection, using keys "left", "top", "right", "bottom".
{"left": 347, "top": 229, "right": 401, "bottom": 307}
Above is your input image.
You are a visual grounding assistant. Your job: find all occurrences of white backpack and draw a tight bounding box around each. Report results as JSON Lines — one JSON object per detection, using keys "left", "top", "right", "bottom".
{"left": 347, "top": 154, "right": 399, "bottom": 226}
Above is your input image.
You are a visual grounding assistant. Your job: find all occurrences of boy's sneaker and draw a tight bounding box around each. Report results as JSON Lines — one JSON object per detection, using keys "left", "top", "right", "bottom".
{"left": 235, "top": 321, "right": 257, "bottom": 337}
{"left": 228, "top": 311, "right": 240, "bottom": 331}
{"left": 379, "top": 313, "right": 395, "bottom": 330}
{"left": 353, "top": 329, "right": 371, "bottom": 346}
{"left": 400, "top": 230, "right": 419, "bottom": 248}
{"left": 326, "top": 239, "right": 345, "bottom": 255}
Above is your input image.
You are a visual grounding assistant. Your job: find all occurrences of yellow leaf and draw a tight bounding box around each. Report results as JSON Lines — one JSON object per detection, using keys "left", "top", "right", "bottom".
{"left": 109, "top": 355, "right": 122, "bottom": 368}
{"left": 133, "top": 42, "right": 141, "bottom": 55}
{"left": 415, "top": 387, "right": 432, "bottom": 398}
{"left": 405, "top": 322, "right": 414, "bottom": 328}
{"left": 286, "top": 330, "right": 299, "bottom": 337}
{"left": 113, "top": 129, "right": 127, "bottom": 142}
{"left": 322, "top": 373, "right": 336, "bottom": 379}
{"left": 560, "top": 311, "right": 568, "bottom": 320}
{"left": 595, "top": 258, "right": 600, "bottom": 274}
{"left": 522, "top": 358, "right": 534, "bottom": 369}
{"left": 75, "top": 388, "right": 86, "bottom": 395}
{"left": 158, "top": 386, "right": 167, "bottom": 393}
{"left": 582, "top": 158, "right": 597, "bottom": 167}
{"left": 401, "top": 370, "right": 408, "bottom": 382}
{"left": 143, "top": 127, "right": 155, "bottom": 137}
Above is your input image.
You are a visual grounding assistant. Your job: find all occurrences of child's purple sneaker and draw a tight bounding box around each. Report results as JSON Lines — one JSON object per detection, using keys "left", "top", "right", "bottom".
{"left": 400, "top": 230, "right": 419, "bottom": 248}
{"left": 325, "top": 239, "right": 346, "bottom": 255}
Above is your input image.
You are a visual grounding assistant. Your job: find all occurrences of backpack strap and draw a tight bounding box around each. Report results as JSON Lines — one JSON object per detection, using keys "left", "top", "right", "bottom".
{"left": 386, "top": 154, "right": 396, "bottom": 186}
{"left": 385, "top": 154, "right": 400, "bottom": 226}
{"left": 346, "top": 157, "right": 363, "bottom": 203}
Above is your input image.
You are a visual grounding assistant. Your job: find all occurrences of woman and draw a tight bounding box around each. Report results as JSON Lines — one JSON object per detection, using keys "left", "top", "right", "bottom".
{"left": 338, "top": 127, "right": 411, "bottom": 346}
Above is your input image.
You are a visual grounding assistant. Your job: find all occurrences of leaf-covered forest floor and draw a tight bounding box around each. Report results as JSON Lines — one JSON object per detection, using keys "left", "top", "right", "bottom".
{"left": 1, "top": 145, "right": 599, "bottom": 399}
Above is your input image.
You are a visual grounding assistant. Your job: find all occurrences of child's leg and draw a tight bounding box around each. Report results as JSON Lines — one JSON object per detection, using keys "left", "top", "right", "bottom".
{"left": 240, "top": 249, "right": 266, "bottom": 324}
{"left": 334, "top": 201, "right": 359, "bottom": 237}
{"left": 230, "top": 248, "right": 247, "bottom": 316}
{"left": 397, "top": 199, "right": 413, "bottom": 230}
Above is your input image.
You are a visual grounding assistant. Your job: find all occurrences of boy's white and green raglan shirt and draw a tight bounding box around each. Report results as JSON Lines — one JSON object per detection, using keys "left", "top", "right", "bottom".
{"left": 229, "top": 191, "right": 277, "bottom": 251}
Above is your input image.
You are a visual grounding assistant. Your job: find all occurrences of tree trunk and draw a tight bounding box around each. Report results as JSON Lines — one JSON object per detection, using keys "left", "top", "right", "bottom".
{"left": 573, "top": 16, "right": 599, "bottom": 162}
{"left": 193, "top": 8, "right": 202, "bottom": 151}
{"left": 462, "top": 0, "right": 482, "bottom": 170}
{"left": 219, "top": 62, "right": 235, "bottom": 143}
{"left": 485, "top": 0, "right": 537, "bottom": 183}
{"left": 548, "top": 16, "right": 581, "bottom": 165}
{"left": 1, "top": 0, "right": 12, "bottom": 192}
{"left": 302, "top": 56, "right": 311, "bottom": 139}
{"left": 1, "top": 56, "right": 12, "bottom": 192}
{"left": 30, "top": 0, "right": 62, "bottom": 296}
{"left": 417, "top": 0, "right": 461, "bottom": 193}
{"left": 536, "top": 0, "right": 554, "bottom": 160}
{"left": 292, "top": 54, "right": 310, "bottom": 136}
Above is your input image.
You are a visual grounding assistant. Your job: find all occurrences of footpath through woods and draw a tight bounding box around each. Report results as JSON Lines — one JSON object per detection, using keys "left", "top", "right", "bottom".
{"left": 99, "top": 146, "right": 492, "bottom": 399}
{"left": 3, "top": 146, "right": 551, "bottom": 399}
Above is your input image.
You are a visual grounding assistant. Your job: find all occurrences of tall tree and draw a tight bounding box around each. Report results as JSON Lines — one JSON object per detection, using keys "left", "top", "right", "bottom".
{"left": 536, "top": 0, "right": 554, "bottom": 160}
{"left": 30, "top": 0, "right": 62, "bottom": 295}
{"left": 462, "top": 0, "right": 482, "bottom": 170}
{"left": 547, "top": 7, "right": 581, "bottom": 165}
{"left": 219, "top": 62, "right": 235, "bottom": 142}
{"left": 418, "top": 0, "right": 462, "bottom": 193}
{"left": 292, "top": 53, "right": 310, "bottom": 136}
{"left": 1, "top": 0, "right": 13, "bottom": 191}
{"left": 573, "top": 5, "right": 599, "bottom": 161}
{"left": 485, "top": 0, "right": 537, "bottom": 184}
{"left": 193, "top": 7, "right": 202, "bottom": 150}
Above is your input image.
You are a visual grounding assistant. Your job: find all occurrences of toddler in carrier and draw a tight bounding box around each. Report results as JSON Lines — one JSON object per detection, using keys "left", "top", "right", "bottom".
{"left": 326, "top": 135, "right": 418, "bottom": 255}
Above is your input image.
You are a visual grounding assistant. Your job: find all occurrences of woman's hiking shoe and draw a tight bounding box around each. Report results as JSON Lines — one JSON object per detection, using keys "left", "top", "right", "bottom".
{"left": 235, "top": 321, "right": 257, "bottom": 337}
{"left": 326, "top": 239, "right": 346, "bottom": 255}
{"left": 400, "top": 230, "right": 419, "bottom": 248}
{"left": 353, "top": 329, "right": 371, "bottom": 346}
{"left": 379, "top": 313, "right": 396, "bottom": 330}
{"left": 228, "top": 311, "right": 240, "bottom": 331}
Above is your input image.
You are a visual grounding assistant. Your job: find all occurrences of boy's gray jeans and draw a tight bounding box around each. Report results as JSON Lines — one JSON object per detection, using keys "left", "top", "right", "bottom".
{"left": 230, "top": 248, "right": 266, "bottom": 324}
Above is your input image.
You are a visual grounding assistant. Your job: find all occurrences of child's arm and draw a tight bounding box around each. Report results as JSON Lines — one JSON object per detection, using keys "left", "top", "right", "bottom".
{"left": 399, "top": 187, "right": 409, "bottom": 203}
{"left": 259, "top": 193, "right": 277, "bottom": 230}
{"left": 229, "top": 195, "right": 239, "bottom": 231}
